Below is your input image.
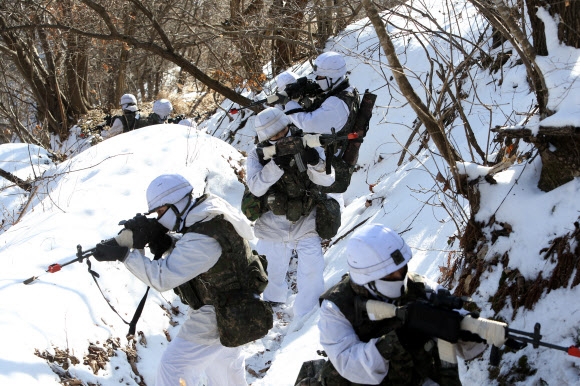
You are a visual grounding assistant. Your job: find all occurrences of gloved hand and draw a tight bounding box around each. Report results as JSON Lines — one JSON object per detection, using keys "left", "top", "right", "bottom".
{"left": 301, "top": 147, "right": 320, "bottom": 166}
{"left": 302, "top": 134, "right": 322, "bottom": 148}
{"left": 262, "top": 145, "right": 276, "bottom": 160}
{"left": 149, "top": 233, "right": 174, "bottom": 257}
{"left": 130, "top": 226, "right": 150, "bottom": 249}
{"left": 121, "top": 214, "right": 167, "bottom": 249}
{"left": 94, "top": 241, "right": 129, "bottom": 262}
{"left": 365, "top": 299, "right": 397, "bottom": 321}
{"left": 460, "top": 315, "right": 507, "bottom": 347}
{"left": 273, "top": 154, "right": 292, "bottom": 169}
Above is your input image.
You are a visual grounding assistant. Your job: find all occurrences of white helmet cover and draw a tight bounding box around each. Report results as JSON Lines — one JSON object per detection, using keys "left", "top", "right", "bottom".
{"left": 146, "top": 174, "right": 193, "bottom": 212}
{"left": 254, "top": 107, "right": 291, "bottom": 142}
{"left": 347, "top": 224, "right": 412, "bottom": 285}
{"left": 153, "top": 99, "right": 173, "bottom": 120}
{"left": 120, "top": 93, "right": 138, "bottom": 112}
{"left": 313, "top": 52, "right": 347, "bottom": 79}
{"left": 276, "top": 71, "right": 299, "bottom": 94}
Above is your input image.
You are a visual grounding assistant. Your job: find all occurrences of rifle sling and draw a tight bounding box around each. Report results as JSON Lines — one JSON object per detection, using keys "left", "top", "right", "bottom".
{"left": 85, "top": 250, "right": 165, "bottom": 337}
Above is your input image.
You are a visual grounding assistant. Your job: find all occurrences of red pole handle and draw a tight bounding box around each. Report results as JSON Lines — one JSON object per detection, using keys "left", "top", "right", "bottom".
{"left": 568, "top": 346, "right": 580, "bottom": 357}
{"left": 47, "top": 264, "right": 62, "bottom": 273}
{"left": 347, "top": 133, "right": 359, "bottom": 140}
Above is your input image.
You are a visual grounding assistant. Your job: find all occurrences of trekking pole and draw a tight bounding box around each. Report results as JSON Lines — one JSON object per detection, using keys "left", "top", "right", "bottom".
{"left": 23, "top": 244, "right": 97, "bottom": 285}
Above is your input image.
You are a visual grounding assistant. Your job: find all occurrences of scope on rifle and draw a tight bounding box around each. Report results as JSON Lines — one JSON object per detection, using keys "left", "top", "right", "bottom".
{"left": 284, "top": 77, "right": 323, "bottom": 100}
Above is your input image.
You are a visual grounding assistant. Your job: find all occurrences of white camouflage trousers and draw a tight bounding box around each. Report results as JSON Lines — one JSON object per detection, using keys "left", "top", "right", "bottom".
{"left": 155, "top": 336, "right": 247, "bottom": 385}
{"left": 257, "top": 236, "right": 325, "bottom": 317}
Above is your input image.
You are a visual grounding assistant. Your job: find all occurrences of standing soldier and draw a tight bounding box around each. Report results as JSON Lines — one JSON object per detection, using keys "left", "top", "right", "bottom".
{"left": 245, "top": 107, "right": 336, "bottom": 320}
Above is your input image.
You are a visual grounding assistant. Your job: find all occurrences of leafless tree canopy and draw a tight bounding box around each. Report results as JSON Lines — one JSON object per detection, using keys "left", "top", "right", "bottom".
{"left": 0, "top": 0, "right": 578, "bottom": 193}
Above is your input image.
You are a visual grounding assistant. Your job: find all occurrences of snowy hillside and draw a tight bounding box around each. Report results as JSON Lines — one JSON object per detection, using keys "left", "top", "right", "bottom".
{"left": 1, "top": 1, "right": 580, "bottom": 385}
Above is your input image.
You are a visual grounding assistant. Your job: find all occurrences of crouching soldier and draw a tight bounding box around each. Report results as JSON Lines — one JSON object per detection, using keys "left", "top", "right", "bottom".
{"left": 93, "top": 173, "right": 272, "bottom": 385}
{"left": 295, "top": 224, "right": 486, "bottom": 385}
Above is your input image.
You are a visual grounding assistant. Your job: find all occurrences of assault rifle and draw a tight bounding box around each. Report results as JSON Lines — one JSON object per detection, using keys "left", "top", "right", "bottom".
{"left": 23, "top": 245, "right": 97, "bottom": 285}
{"left": 229, "top": 77, "right": 323, "bottom": 114}
{"left": 263, "top": 129, "right": 360, "bottom": 173}
{"left": 22, "top": 214, "right": 164, "bottom": 285}
{"left": 23, "top": 213, "right": 170, "bottom": 336}
{"left": 91, "top": 114, "right": 115, "bottom": 132}
{"left": 168, "top": 114, "right": 185, "bottom": 124}
{"left": 356, "top": 289, "right": 580, "bottom": 364}
{"left": 229, "top": 94, "right": 288, "bottom": 114}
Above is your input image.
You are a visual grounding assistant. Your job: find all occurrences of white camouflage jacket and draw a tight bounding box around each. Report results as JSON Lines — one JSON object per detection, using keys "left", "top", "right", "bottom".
{"left": 246, "top": 145, "right": 334, "bottom": 242}
{"left": 123, "top": 193, "right": 255, "bottom": 344}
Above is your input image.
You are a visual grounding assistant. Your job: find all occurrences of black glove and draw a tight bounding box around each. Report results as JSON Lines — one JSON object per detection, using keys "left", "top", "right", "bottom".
{"left": 301, "top": 147, "right": 320, "bottom": 165}
{"left": 121, "top": 214, "right": 167, "bottom": 249}
{"left": 131, "top": 228, "right": 149, "bottom": 249}
{"left": 273, "top": 155, "right": 293, "bottom": 169}
{"left": 149, "top": 233, "right": 174, "bottom": 258}
{"left": 94, "top": 242, "right": 129, "bottom": 262}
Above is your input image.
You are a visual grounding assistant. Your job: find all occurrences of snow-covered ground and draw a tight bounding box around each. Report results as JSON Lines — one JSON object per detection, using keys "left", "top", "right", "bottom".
{"left": 1, "top": 1, "right": 579, "bottom": 385}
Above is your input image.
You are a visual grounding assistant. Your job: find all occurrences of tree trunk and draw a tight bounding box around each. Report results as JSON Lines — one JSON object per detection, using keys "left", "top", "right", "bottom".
{"left": 63, "top": 1, "right": 91, "bottom": 116}
{"left": 228, "top": 0, "right": 266, "bottom": 83}
{"left": 269, "top": 0, "right": 309, "bottom": 74}
{"left": 361, "top": 0, "right": 462, "bottom": 169}
{"left": 546, "top": 0, "right": 580, "bottom": 48}
{"left": 116, "top": 12, "right": 137, "bottom": 104}
{"left": 492, "top": 126, "right": 580, "bottom": 191}
{"left": 524, "top": 0, "right": 548, "bottom": 55}
{"left": 0, "top": 15, "right": 75, "bottom": 140}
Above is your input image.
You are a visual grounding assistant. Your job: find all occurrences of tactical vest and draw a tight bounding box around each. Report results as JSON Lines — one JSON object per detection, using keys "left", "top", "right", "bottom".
{"left": 310, "top": 79, "right": 359, "bottom": 140}
{"left": 146, "top": 112, "right": 164, "bottom": 125}
{"left": 112, "top": 113, "right": 151, "bottom": 133}
{"left": 173, "top": 211, "right": 259, "bottom": 309}
{"left": 318, "top": 273, "right": 459, "bottom": 386}
{"left": 290, "top": 79, "right": 360, "bottom": 194}
{"left": 172, "top": 197, "right": 272, "bottom": 347}
{"left": 256, "top": 133, "right": 320, "bottom": 222}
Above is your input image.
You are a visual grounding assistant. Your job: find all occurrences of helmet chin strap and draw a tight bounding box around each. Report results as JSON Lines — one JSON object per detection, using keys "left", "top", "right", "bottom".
{"left": 158, "top": 193, "right": 193, "bottom": 232}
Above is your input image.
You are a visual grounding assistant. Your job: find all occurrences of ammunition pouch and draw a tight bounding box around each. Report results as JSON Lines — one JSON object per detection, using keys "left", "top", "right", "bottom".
{"left": 320, "top": 157, "right": 354, "bottom": 194}
{"left": 286, "top": 198, "right": 303, "bottom": 222}
{"left": 275, "top": 135, "right": 305, "bottom": 157}
{"left": 315, "top": 196, "right": 341, "bottom": 239}
{"left": 215, "top": 290, "right": 273, "bottom": 347}
{"left": 266, "top": 193, "right": 287, "bottom": 216}
{"left": 266, "top": 193, "right": 305, "bottom": 222}
{"left": 241, "top": 188, "right": 266, "bottom": 221}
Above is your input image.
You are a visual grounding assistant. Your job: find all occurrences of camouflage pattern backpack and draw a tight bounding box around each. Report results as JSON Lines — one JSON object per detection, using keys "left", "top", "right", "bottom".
{"left": 174, "top": 213, "right": 273, "bottom": 347}
{"left": 315, "top": 195, "right": 341, "bottom": 239}
{"left": 241, "top": 187, "right": 266, "bottom": 221}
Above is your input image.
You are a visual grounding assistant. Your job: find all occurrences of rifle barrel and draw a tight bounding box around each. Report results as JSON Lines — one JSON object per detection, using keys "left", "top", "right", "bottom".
{"left": 507, "top": 325, "right": 580, "bottom": 356}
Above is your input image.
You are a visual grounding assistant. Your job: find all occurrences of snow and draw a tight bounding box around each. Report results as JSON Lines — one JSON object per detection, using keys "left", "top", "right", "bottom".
{"left": 1, "top": 1, "right": 580, "bottom": 385}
